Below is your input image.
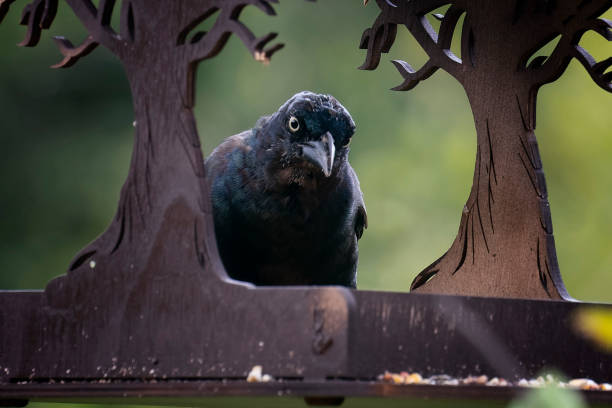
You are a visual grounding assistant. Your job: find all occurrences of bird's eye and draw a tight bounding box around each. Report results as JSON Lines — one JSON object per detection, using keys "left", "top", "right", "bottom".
{"left": 288, "top": 116, "right": 300, "bottom": 133}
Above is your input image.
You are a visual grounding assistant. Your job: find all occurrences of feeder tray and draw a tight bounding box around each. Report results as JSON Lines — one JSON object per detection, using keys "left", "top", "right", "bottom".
{"left": 0, "top": 0, "right": 611, "bottom": 406}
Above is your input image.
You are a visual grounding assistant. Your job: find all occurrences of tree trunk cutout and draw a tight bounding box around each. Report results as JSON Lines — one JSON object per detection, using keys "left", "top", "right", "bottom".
{"left": 360, "top": 0, "right": 611, "bottom": 299}
{"left": 0, "top": 0, "right": 298, "bottom": 302}
{"left": 0, "top": 1, "right": 368, "bottom": 383}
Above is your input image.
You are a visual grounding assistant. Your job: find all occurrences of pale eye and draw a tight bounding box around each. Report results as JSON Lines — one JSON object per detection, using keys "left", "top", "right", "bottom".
{"left": 288, "top": 116, "right": 300, "bottom": 132}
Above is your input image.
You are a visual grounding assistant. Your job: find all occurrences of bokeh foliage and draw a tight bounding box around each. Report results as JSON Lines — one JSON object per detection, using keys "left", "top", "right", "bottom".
{"left": 0, "top": 1, "right": 610, "bottom": 303}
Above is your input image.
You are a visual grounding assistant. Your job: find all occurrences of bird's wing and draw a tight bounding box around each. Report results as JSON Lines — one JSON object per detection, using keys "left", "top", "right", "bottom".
{"left": 205, "top": 130, "right": 252, "bottom": 179}
{"left": 346, "top": 164, "right": 368, "bottom": 240}
{"left": 355, "top": 204, "right": 368, "bottom": 240}
{"left": 205, "top": 130, "right": 254, "bottom": 230}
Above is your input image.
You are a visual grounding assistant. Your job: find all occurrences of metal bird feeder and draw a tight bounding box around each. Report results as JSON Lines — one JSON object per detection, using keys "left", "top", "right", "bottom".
{"left": 0, "top": 0, "right": 611, "bottom": 406}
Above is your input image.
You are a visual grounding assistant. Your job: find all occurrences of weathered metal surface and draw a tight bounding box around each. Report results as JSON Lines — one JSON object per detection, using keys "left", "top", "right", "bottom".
{"left": 0, "top": 0, "right": 611, "bottom": 405}
{"left": 1, "top": 291, "right": 611, "bottom": 385}
{"left": 0, "top": 287, "right": 353, "bottom": 381}
{"left": 350, "top": 291, "right": 612, "bottom": 382}
{"left": 1, "top": 380, "right": 612, "bottom": 407}
{"left": 360, "top": 0, "right": 611, "bottom": 299}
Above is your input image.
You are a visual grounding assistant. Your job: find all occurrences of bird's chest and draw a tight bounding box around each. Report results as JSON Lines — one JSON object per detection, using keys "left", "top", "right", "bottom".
{"left": 238, "top": 190, "right": 344, "bottom": 251}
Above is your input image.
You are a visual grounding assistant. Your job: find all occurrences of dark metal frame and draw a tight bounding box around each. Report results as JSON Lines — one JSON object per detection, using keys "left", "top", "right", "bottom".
{"left": 0, "top": 0, "right": 610, "bottom": 405}
{"left": 360, "top": 0, "right": 611, "bottom": 299}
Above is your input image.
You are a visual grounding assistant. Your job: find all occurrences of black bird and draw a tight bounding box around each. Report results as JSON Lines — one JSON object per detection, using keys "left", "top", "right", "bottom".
{"left": 205, "top": 91, "right": 367, "bottom": 288}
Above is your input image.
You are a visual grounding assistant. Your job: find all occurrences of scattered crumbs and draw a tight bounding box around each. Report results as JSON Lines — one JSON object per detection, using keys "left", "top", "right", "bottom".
{"left": 379, "top": 371, "right": 611, "bottom": 391}
{"left": 247, "top": 365, "right": 274, "bottom": 383}
{"left": 568, "top": 378, "right": 600, "bottom": 390}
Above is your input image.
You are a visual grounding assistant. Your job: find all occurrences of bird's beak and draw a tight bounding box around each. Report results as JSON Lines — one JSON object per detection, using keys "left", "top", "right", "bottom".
{"left": 301, "top": 132, "right": 336, "bottom": 178}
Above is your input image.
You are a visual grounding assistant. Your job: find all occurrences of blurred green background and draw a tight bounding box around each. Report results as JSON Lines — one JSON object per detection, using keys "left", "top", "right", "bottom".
{"left": 0, "top": 1, "right": 611, "bottom": 304}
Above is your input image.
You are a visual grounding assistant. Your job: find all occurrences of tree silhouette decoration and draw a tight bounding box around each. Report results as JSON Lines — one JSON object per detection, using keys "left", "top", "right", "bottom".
{"left": 0, "top": 0, "right": 294, "bottom": 292}
{"left": 0, "top": 0, "right": 293, "bottom": 282}
{"left": 0, "top": 0, "right": 365, "bottom": 382}
{"left": 2, "top": 0, "right": 612, "bottom": 392}
{"left": 360, "top": 0, "right": 611, "bottom": 299}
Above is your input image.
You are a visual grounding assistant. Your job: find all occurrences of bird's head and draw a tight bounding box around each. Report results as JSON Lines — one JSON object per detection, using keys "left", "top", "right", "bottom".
{"left": 257, "top": 91, "right": 356, "bottom": 185}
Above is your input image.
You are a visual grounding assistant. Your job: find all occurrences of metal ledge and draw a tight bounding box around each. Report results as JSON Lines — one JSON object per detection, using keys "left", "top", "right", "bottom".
{"left": 1, "top": 380, "right": 612, "bottom": 407}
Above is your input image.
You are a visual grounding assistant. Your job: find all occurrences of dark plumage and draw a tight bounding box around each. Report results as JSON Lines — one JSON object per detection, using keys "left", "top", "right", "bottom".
{"left": 205, "top": 91, "right": 367, "bottom": 288}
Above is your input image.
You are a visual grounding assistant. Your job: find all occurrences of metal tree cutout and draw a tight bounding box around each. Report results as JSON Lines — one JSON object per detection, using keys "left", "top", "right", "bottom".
{"left": 2, "top": 1, "right": 612, "bottom": 398}
{"left": 0, "top": 0, "right": 288, "bottom": 294}
{"left": 361, "top": 0, "right": 611, "bottom": 299}
{"left": 0, "top": 0, "right": 365, "bottom": 383}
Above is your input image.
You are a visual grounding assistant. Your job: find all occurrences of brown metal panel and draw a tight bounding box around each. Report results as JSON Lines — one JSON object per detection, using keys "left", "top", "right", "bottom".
{"left": 0, "top": 1, "right": 610, "bottom": 404}
{"left": 360, "top": 0, "right": 611, "bottom": 299}
{"left": 350, "top": 291, "right": 612, "bottom": 382}
{"left": 0, "top": 0, "right": 355, "bottom": 384}
{"left": 0, "top": 287, "right": 354, "bottom": 381}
